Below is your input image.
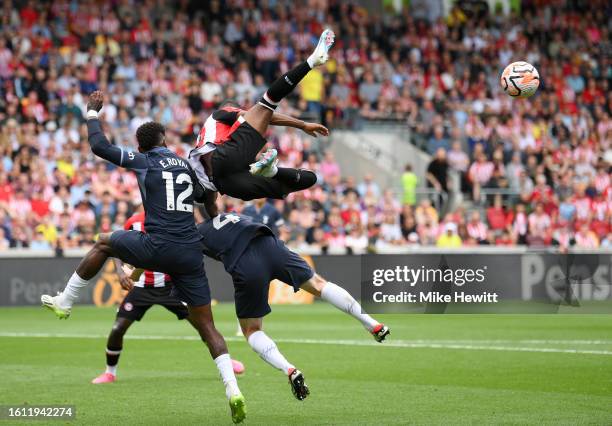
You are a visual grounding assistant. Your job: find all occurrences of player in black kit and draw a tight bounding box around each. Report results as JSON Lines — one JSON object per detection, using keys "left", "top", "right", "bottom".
{"left": 41, "top": 91, "right": 246, "bottom": 424}
{"left": 195, "top": 204, "right": 390, "bottom": 401}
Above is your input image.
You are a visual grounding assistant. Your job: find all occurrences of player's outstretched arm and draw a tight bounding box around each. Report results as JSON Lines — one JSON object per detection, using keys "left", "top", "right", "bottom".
{"left": 86, "top": 91, "right": 147, "bottom": 169}
{"left": 269, "top": 112, "right": 329, "bottom": 137}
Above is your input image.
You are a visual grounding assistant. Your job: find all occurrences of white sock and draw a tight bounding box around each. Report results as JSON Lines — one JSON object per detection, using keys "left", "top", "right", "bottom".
{"left": 247, "top": 331, "right": 294, "bottom": 375}
{"left": 306, "top": 55, "right": 316, "bottom": 69}
{"left": 321, "top": 282, "right": 379, "bottom": 332}
{"left": 214, "top": 354, "right": 240, "bottom": 399}
{"left": 267, "top": 163, "right": 279, "bottom": 177}
{"left": 105, "top": 365, "right": 117, "bottom": 375}
{"left": 57, "top": 272, "right": 91, "bottom": 309}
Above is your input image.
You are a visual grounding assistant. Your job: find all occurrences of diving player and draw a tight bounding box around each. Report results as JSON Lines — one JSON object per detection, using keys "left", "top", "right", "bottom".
{"left": 189, "top": 29, "right": 334, "bottom": 202}
{"left": 196, "top": 207, "right": 390, "bottom": 400}
{"left": 41, "top": 91, "right": 246, "bottom": 424}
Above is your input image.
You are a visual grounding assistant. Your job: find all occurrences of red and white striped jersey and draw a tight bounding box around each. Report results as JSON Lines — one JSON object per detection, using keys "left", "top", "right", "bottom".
{"left": 467, "top": 221, "right": 488, "bottom": 241}
{"left": 189, "top": 106, "right": 245, "bottom": 191}
{"left": 124, "top": 212, "right": 171, "bottom": 288}
{"left": 194, "top": 106, "right": 244, "bottom": 149}
{"left": 469, "top": 161, "right": 495, "bottom": 184}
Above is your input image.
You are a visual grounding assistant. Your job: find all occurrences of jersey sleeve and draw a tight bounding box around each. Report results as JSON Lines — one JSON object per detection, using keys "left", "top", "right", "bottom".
{"left": 200, "top": 240, "right": 221, "bottom": 261}
{"left": 87, "top": 118, "right": 148, "bottom": 170}
{"left": 211, "top": 108, "right": 241, "bottom": 125}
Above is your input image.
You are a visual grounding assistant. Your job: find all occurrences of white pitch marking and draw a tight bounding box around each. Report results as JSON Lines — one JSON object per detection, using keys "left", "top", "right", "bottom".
{"left": 1, "top": 332, "right": 612, "bottom": 356}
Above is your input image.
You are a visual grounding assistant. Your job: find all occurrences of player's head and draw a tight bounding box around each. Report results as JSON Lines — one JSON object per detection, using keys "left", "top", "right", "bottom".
{"left": 136, "top": 122, "right": 166, "bottom": 152}
{"left": 219, "top": 99, "right": 241, "bottom": 109}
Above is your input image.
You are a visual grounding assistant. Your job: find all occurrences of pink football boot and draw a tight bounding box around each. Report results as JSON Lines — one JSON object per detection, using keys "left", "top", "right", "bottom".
{"left": 91, "top": 372, "right": 116, "bottom": 384}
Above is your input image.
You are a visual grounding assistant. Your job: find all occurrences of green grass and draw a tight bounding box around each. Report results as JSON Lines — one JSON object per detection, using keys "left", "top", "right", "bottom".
{"left": 0, "top": 304, "right": 611, "bottom": 425}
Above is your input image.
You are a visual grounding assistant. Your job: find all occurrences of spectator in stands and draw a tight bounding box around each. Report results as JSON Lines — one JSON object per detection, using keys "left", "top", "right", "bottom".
{"left": 436, "top": 222, "right": 462, "bottom": 248}
{"left": 401, "top": 164, "right": 418, "bottom": 206}
{"left": 426, "top": 148, "right": 450, "bottom": 210}
{"left": 427, "top": 125, "right": 450, "bottom": 155}
{"left": 0, "top": 0, "right": 609, "bottom": 253}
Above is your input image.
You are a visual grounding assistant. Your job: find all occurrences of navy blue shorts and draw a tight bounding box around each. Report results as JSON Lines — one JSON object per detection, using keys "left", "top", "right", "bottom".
{"left": 110, "top": 230, "right": 210, "bottom": 307}
{"left": 230, "top": 234, "right": 314, "bottom": 318}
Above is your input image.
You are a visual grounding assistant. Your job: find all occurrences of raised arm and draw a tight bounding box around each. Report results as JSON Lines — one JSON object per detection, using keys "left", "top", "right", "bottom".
{"left": 86, "top": 91, "right": 148, "bottom": 169}
{"left": 269, "top": 112, "right": 329, "bottom": 137}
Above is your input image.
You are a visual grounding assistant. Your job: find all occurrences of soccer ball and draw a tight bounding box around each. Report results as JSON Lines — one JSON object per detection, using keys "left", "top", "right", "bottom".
{"left": 500, "top": 61, "right": 540, "bottom": 98}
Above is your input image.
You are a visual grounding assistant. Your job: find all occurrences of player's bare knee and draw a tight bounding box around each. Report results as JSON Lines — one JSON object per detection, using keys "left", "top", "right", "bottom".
{"left": 300, "top": 274, "right": 326, "bottom": 297}
{"left": 95, "top": 233, "right": 113, "bottom": 253}
{"left": 240, "top": 319, "right": 262, "bottom": 339}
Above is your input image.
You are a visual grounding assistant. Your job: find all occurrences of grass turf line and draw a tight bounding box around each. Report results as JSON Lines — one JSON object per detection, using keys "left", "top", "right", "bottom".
{"left": 0, "top": 304, "right": 611, "bottom": 425}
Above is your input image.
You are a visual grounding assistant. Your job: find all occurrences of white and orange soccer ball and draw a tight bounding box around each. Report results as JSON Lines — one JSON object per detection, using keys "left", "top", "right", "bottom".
{"left": 500, "top": 61, "right": 540, "bottom": 98}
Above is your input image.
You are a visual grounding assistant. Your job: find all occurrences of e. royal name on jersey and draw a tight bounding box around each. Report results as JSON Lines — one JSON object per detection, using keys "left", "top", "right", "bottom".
{"left": 159, "top": 157, "right": 188, "bottom": 169}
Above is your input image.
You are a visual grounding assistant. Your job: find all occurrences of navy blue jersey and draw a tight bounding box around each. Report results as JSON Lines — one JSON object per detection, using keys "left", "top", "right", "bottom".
{"left": 87, "top": 118, "right": 201, "bottom": 243}
{"left": 197, "top": 213, "right": 273, "bottom": 272}
{"left": 242, "top": 202, "right": 284, "bottom": 235}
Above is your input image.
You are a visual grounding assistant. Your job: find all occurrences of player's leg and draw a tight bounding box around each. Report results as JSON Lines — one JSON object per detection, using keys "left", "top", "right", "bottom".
{"left": 168, "top": 247, "right": 245, "bottom": 424}
{"left": 232, "top": 237, "right": 309, "bottom": 400}
{"left": 91, "top": 286, "right": 155, "bottom": 383}
{"left": 273, "top": 240, "right": 390, "bottom": 342}
{"left": 161, "top": 290, "right": 246, "bottom": 375}
{"left": 92, "top": 317, "right": 134, "bottom": 384}
{"left": 300, "top": 274, "right": 390, "bottom": 342}
{"left": 239, "top": 317, "right": 309, "bottom": 401}
{"left": 216, "top": 170, "right": 316, "bottom": 201}
{"left": 41, "top": 232, "right": 116, "bottom": 318}
{"left": 187, "top": 303, "right": 246, "bottom": 423}
{"left": 244, "top": 28, "right": 335, "bottom": 135}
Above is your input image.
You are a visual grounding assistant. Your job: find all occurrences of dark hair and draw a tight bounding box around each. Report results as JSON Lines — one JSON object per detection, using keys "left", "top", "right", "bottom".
{"left": 219, "top": 99, "right": 241, "bottom": 109}
{"left": 135, "top": 122, "right": 165, "bottom": 151}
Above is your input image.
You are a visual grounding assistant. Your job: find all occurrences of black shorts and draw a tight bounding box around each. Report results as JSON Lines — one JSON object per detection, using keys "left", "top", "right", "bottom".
{"left": 212, "top": 121, "right": 267, "bottom": 176}
{"left": 110, "top": 230, "right": 211, "bottom": 307}
{"left": 230, "top": 234, "right": 314, "bottom": 318}
{"left": 118, "top": 286, "right": 189, "bottom": 321}
{"left": 211, "top": 121, "right": 287, "bottom": 200}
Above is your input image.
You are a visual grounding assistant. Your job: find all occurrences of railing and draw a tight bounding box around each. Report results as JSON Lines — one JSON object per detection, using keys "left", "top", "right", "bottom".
{"left": 415, "top": 188, "right": 449, "bottom": 212}
{"left": 479, "top": 188, "right": 522, "bottom": 205}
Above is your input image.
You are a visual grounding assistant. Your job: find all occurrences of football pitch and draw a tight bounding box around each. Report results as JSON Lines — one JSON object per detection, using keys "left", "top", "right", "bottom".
{"left": 0, "top": 304, "right": 611, "bottom": 425}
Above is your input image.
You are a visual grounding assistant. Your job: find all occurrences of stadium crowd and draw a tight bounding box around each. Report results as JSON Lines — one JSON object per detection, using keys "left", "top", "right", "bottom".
{"left": 0, "top": 0, "right": 610, "bottom": 253}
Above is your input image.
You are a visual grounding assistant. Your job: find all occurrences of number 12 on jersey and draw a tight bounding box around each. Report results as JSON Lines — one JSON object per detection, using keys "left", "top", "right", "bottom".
{"left": 162, "top": 171, "right": 193, "bottom": 212}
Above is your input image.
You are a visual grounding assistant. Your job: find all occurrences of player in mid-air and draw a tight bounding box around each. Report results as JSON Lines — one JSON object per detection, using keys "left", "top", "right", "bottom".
{"left": 189, "top": 28, "right": 335, "bottom": 202}
{"left": 41, "top": 91, "right": 247, "bottom": 424}
{"left": 91, "top": 209, "right": 244, "bottom": 385}
{"left": 195, "top": 206, "right": 390, "bottom": 400}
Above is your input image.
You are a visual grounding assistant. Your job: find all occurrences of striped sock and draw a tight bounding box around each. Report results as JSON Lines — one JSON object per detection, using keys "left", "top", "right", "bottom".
{"left": 258, "top": 93, "right": 279, "bottom": 111}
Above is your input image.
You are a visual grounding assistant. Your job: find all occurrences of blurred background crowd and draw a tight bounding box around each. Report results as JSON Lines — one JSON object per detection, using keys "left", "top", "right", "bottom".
{"left": 0, "top": 0, "right": 610, "bottom": 253}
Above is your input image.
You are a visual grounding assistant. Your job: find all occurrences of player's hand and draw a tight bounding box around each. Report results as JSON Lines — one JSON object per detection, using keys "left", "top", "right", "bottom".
{"left": 302, "top": 122, "right": 329, "bottom": 137}
{"left": 118, "top": 273, "right": 134, "bottom": 291}
{"left": 87, "top": 90, "right": 104, "bottom": 112}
